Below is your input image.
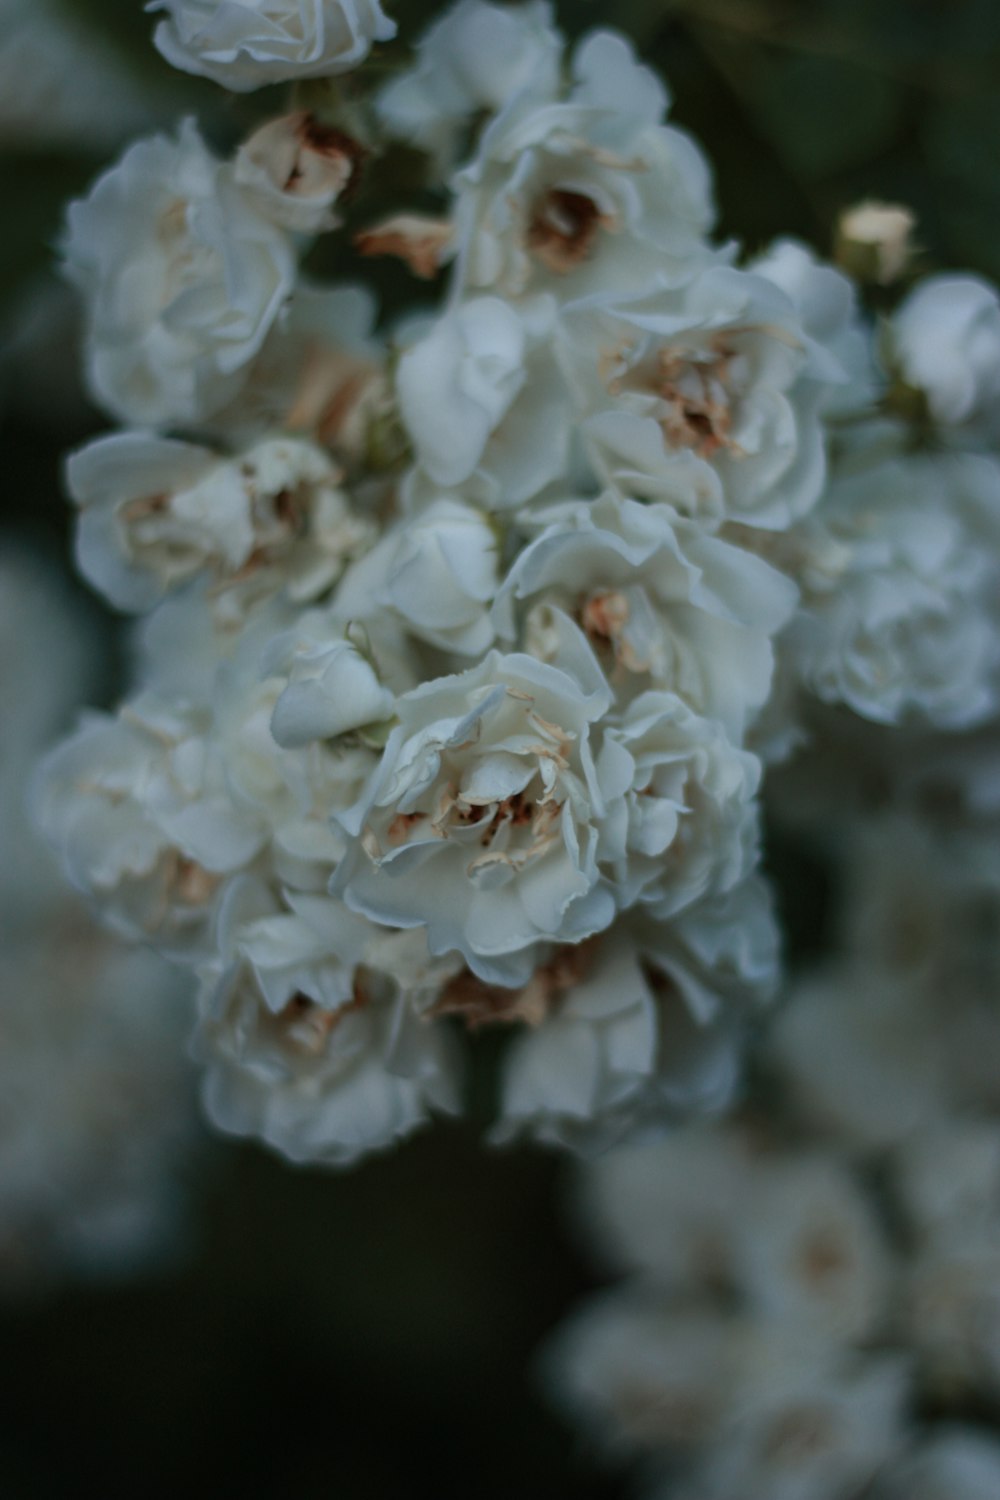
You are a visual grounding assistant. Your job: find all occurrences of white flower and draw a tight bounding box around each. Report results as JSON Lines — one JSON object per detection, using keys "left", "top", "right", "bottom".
{"left": 495, "top": 880, "right": 779, "bottom": 1150}
{"left": 396, "top": 293, "right": 570, "bottom": 510}
{"left": 266, "top": 613, "right": 406, "bottom": 748}
{"left": 752, "top": 237, "right": 877, "bottom": 418}
{"left": 453, "top": 29, "right": 715, "bottom": 301}
{"left": 376, "top": 0, "right": 562, "bottom": 172}
{"left": 790, "top": 453, "right": 1000, "bottom": 729}
{"left": 596, "top": 691, "right": 761, "bottom": 916}
{"left": 890, "top": 273, "right": 1000, "bottom": 428}
{"left": 578, "top": 1126, "right": 753, "bottom": 1287}
{"left": 694, "top": 1335, "right": 909, "bottom": 1500}
{"left": 494, "top": 489, "right": 797, "bottom": 736}
{"left": 734, "top": 1153, "right": 892, "bottom": 1346}
{"left": 564, "top": 265, "right": 831, "bottom": 531}
{"left": 773, "top": 970, "right": 950, "bottom": 1150}
{"left": 334, "top": 496, "right": 501, "bottom": 655}
{"left": 906, "top": 1235, "right": 1000, "bottom": 1400}
{"left": 67, "top": 432, "right": 372, "bottom": 615}
{"left": 63, "top": 121, "right": 296, "bottom": 428}
{"left": 149, "top": 0, "right": 396, "bottom": 91}
{"left": 0, "top": 936, "right": 199, "bottom": 1286}
{"left": 32, "top": 603, "right": 369, "bottom": 953}
{"left": 194, "top": 878, "right": 461, "bottom": 1166}
{"left": 893, "top": 1125, "right": 1000, "bottom": 1251}
{"left": 878, "top": 1429, "right": 1000, "bottom": 1500}
{"left": 333, "top": 624, "right": 619, "bottom": 986}
{"left": 233, "top": 112, "right": 362, "bottom": 234}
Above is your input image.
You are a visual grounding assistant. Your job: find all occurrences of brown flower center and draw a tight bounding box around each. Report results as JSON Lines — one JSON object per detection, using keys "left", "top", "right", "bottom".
{"left": 527, "top": 189, "right": 607, "bottom": 274}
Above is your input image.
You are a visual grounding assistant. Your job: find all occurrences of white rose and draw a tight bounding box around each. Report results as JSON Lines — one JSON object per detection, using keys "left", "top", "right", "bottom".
{"left": 149, "top": 0, "right": 396, "bottom": 91}
{"left": 67, "top": 432, "right": 372, "bottom": 615}
{"left": 269, "top": 632, "right": 397, "bottom": 748}
{"left": 752, "top": 236, "right": 877, "bottom": 418}
{"left": 453, "top": 29, "right": 716, "bottom": 301}
{"left": 396, "top": 292, "right": 570, "bottom": 509}
{"left": 376, "top": 0, "right": 562, "bottom": 172}
{"left": 563, "top": 264, "right": 831, "bottom": 531}
{"left": 495, "top": 877, "right": 779, "bottom": 1150}
{"left": 596, "top": 692, "right": 761, "bottom": 917}
{"left": 62, "top": 121, "right": 296, "bottom": 427}
{"left": 891, "top": 274, "right": 1000, "bottom": 428}
{"left": 334, "top": 496, "right": 500, "bottom": 656}
{"left": 790, "top": 454, "right": 1000, "bottom": 729}
{"left": 194, "top": 878, "right": 461, "bottom": 1166}
{"left": 494, "top": 489, "right": 797, "bottom": 736}
{"left": 332, "top": 624, "right": 619, "bottom": 985}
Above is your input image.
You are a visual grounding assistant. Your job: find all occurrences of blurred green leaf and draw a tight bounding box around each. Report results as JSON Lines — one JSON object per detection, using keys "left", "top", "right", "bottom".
{"left": 925, "top": 93, "right": 1000, "bottom": 281}
{"left": 746, "top": 52, "right": 903, "bottom": 178}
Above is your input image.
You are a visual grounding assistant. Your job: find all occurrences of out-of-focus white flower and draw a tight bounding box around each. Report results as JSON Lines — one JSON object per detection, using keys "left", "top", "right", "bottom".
{"left": 494, "top": 489, "right": 798, "bottom": 736}
{"left": 453, "top": 28, "right": 715, "bottom": 301}
{"left": 735, "top": 1153, "right": 892, "bottom": 1345}
{"left": 890, "top": 274, "right": 1000, "bottom": 428}
{"left": 692, "top": 1335, "right": 909, "bottom": 1500}
{"left": 68, "top": 432, "right": 373, "bottom": 616}
{"left": 578, "top": 1126, "right": 752, "bottom": 1287}
{"left": 564, "top": 265, "right": 832, "bottom": 531}
{"left": 334, "top": 496, "right": 501, "bottom": 655}
{"left": 547, "top": 1287, "right": 909, "bottom": 1500}
{"left": 396, "top": 293, "right": 570, "bottom": 509}
{"left": 63, "top": 121, "right": 296, "bottom": 428}
{"left": 790, "top": 454, "right": 1000, "bottom": 729}
{"left": 893, "top": 1125, "right": 1000, "bottom": 1249}
{"left": 149, "top": 0, "right": 396, "bottom": 90}
{"left": 376, "top": 0, "right": 562, "bottom": 172}
{"left": 0, "top": 935, "right": 198, "bottom": 1288}
{"left": 194, "top": 878, "right": 461, "bottom": 1165}
{"left": 234, "top": 112, "right": 363, "bottom": 234}
{"left": 906, "top": 1235, "right": 1000, "bottom": 1400}
{"left": 877, "top": 1429, "right": 1000, "bottom": 1500}
{"left": 771, "top": 970, "right": 949, "bottom": 1151}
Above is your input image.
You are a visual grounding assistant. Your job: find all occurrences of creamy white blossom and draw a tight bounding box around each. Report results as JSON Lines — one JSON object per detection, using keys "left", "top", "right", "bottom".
{"left": 63, "top": 121, "right": 296, "bottom": 428}
{"left": 890, "top": 274, "right": 1000, "bottom": 430}
{"left": 193, "top": 878, "right": 461, "bottom": 1165}
{"left": 494, "top": 487, "right": 798, "bottom": 735}
{"left": 789, "top": 453, "right": 1000, "bottom": 729}
{"left": 68, "top": 432, "right": 373, "bottom": 616}
{"left": 333, "top": 625, "right": 619, "bottom": 985}
{"left": 496, "top": 880, "right": 779, "bottom": 1150}
{"left": 150, "top": 0, "right": 396, "bottom": 90}
{"left": 334, "top": 495, "right": 501, "bottom": 655}
{"left": 453, "top": 29, "right": 716, "bottom": 301}
{"left": 376, "top": 0, "right": 562, "bottom": 172}
{"left": 396, "top": 293, "right": 570, "bottom": 510}
{"left": 563, "top": 264, "right": 834, "bottom": 530}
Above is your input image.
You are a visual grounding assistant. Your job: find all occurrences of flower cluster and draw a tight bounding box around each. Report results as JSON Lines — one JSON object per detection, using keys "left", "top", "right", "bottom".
{"left": 37, "top": 0, "right": 1000, "bottom": 1167}
{"left": 545, "top": 744, "right": 1000, "bottom": 1500}
{"left": 0, "top": 548, "right": 202, "bottom": 1288}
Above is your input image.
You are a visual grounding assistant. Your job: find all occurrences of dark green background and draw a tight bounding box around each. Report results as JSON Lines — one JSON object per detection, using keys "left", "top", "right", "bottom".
{"left": 1, "top": 2, "right": 997, "bottom": 1494}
